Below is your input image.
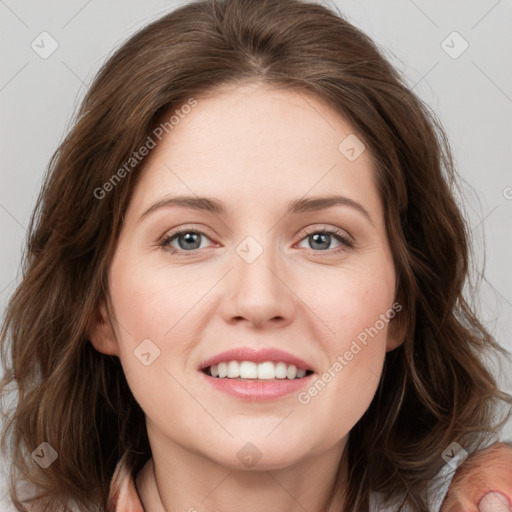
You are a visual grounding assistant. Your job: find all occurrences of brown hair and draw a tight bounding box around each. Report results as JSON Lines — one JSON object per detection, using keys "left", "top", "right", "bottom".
{"left": 1, "top": 0, "right": 511, "bottom": 510}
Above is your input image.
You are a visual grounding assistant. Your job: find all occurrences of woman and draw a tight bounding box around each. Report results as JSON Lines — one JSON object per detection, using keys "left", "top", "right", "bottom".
{"left": 1, "top": 0, "right": 511, "bottom": 511}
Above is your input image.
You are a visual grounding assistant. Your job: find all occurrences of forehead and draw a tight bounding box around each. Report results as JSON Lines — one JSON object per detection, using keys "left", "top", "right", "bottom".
{"left": 126, "top": 83, "right": 382, "bottom": 222}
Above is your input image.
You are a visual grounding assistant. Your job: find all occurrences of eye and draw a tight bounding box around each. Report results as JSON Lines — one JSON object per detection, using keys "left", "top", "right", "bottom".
{"left": 159, "top": 225, "right": 354, "bottom": 256}
{"left": 159, "top": 228, "right": 215, "bottom": 254}
{"left": 296, "top": 227, "right": 354, "bottom": 253}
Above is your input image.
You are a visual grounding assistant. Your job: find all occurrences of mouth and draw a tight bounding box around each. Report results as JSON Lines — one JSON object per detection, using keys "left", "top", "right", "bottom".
{"left": 198, "top": 347, "right": 316, "bottom": 400}
{"left": 202, "top": 361, "right": 315, "bottom": 380}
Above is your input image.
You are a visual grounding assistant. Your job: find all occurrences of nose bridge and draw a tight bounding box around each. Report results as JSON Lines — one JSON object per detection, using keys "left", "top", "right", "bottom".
{"left": 222, "top": 233, "right": 295, "bottom": 326}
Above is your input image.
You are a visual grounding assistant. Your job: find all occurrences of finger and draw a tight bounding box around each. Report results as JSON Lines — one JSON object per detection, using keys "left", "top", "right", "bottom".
{"left": 478, "top": 491, "right": 512, "bottom": 512}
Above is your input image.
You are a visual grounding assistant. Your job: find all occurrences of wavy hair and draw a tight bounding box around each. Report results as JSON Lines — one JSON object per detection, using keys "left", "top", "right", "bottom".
{"left": 1, "top": 0, "right": 511, "bottom": 510}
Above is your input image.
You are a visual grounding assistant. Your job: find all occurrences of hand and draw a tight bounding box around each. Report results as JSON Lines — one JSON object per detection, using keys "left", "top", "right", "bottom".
{"left": 441, "top": 442, "right": 512, "bottom": 512}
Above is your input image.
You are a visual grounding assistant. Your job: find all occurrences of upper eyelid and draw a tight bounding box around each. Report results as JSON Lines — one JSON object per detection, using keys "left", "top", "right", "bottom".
{"left": 296, "top": 224, "right": 353, "bottom": 240}
{"left": 161, "top": 224, "right": 351, "bottom": 238}
{"left": 160, "top": 225, "right": 215, "bottom": 242}
{"left": 160, "top": 224, "right": 353, "bottom": 248}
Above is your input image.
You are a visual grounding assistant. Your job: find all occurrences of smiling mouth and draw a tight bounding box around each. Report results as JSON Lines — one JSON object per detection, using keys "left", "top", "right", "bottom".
{"left": 202, "top": 360, "right": 314, "bottom": 380}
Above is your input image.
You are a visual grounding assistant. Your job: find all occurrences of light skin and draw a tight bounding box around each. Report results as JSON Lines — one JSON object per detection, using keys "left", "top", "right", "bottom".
{"left": 441, "top": 442, "right": 512, "bottom": 512}
{"left": 88, "top": 81, "right": 406, "bottom": 512}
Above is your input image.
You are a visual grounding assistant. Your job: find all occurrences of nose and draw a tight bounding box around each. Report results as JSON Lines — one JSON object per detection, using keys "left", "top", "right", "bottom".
{"left": 219, "top": 239, "right": 297, "bottom": 330}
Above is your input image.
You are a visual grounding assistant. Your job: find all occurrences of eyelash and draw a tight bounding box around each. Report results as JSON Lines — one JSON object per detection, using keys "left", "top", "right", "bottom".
{"left": 158, "top": 226, "right": 354, "bottom": 257}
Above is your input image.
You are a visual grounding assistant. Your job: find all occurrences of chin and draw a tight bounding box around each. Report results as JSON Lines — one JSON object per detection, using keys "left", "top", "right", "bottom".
{"left": 203, "top": 437, "right": 313, "bottom": 472}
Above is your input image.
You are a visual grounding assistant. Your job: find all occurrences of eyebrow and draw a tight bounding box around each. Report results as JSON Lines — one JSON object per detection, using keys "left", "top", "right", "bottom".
{"left": 137, "top": 194, "right": 374, "bottom": 225}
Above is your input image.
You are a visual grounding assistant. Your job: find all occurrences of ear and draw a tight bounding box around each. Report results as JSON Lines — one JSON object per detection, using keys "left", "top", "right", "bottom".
{"left": 88, "top": 300, "right": 119, "bottom": 356}
{"left": 385, "top": 311, "right": 407, "bottom": 352}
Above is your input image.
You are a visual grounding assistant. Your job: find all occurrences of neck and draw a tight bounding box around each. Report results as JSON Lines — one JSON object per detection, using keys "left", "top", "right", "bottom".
{"left": 136, "top": 431, "right": 349, "bottom": 512}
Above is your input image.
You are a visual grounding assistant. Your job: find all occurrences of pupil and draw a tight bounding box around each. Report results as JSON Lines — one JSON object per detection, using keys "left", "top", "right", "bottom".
{"left": 310, "top": 233, "right": 329, "bottom": 250}
{"left": 179, "top": 232, "right": 200, "bottom": 250}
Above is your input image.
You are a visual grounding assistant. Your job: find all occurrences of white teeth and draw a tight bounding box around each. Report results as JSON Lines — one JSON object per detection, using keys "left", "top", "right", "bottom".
{"left": 257, "top": 361, "right": 275, "bottom": 380}
{"left": 287, "top": 365, "right": 297, "bottom": 379}
{"left": 227, "top": 361, "right": 239, "bottom": 378}
{"left": 240, "top": 361, "right": 258, "bottom": 379}
{"left": 218, "top": 362, "right": 227, "bottom": 378}
{"left": 275, "top": 362, "right": 288, "bottom": 379}
{"left": 205, "top": 360, "right": 311, "bottom": 380}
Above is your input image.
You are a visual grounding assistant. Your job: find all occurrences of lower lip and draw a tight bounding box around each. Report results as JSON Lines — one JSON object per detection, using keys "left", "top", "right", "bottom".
{"left": 199, "top": 371, "right": 314, "bottom": 401}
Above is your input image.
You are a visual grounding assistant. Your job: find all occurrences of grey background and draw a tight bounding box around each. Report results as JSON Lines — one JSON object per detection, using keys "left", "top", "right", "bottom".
{"left": 1, "top": 0, "right": 511, "bottom": 508}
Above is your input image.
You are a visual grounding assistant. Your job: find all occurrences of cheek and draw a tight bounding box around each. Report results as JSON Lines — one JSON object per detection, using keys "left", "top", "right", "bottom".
{"left": 106, "top": 255, "right": 173, "bottom": 374}
{"left": 307, "top": 260, "right": 396, "bottom": 350}
{"left": 107, "top": 254, "right": 215, "bottom": 407}
{"left": 108, "top": 252, "right": 199, "bottom": 343}
{"left": 295, "top": 262, "right": 396, "bottom": 438}
{"left": 107, "top": 263, "right": 194, "bottom": 424}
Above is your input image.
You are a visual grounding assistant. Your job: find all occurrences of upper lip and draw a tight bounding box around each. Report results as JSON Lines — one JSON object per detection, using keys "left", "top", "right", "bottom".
{"left": 199, "top": 347, "right": 315, "bottom": 372}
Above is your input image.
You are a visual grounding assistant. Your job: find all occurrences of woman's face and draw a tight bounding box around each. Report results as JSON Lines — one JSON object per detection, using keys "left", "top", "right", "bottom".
{"left": 91, "top": 82, "right": 401, "bottom": 471}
